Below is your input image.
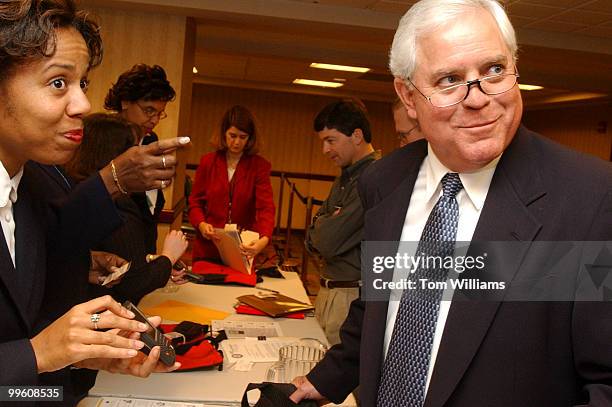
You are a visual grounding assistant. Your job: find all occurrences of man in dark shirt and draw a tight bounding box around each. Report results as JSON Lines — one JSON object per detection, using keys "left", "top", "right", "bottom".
{"left": 305, "top": 101, "right": 377, "bottom": 345}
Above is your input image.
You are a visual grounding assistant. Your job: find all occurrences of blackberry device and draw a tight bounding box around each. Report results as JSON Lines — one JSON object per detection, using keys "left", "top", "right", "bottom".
{"left": 123, "top": 300, "right": 176, "bottom": 366}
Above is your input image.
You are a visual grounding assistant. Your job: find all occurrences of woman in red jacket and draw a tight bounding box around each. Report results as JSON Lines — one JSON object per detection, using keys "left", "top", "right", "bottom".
{"left": 188, "top": 105, "right": 275, "bottom": 263}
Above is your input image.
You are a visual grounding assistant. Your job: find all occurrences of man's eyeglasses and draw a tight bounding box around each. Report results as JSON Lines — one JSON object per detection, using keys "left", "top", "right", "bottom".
{"left": 407, "top": 72, "right": 520, "bottom": 108}
{"left": 398, "top": 125, "right": 419, "bottom": 142}
{"left": 136, "top": 102, "right": 167, "bottom": 120}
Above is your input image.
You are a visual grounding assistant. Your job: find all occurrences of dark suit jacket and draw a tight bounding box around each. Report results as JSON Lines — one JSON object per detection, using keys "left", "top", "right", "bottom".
{"left": 308, "top": 126, "right": 612, "bottom": 406}
{"left": 0, "top": 163, "right": 120, "bottom": 391}
{"left": 0, "top": 169, "right": 46, "bottom": 385}
{"left": 30, "top": 163, "right": 122, "bottom": 321}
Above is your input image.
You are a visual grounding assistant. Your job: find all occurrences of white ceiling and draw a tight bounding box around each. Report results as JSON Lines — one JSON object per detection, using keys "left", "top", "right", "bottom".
{"left": 83, "top": 0, "right": 612, "bottom": 108}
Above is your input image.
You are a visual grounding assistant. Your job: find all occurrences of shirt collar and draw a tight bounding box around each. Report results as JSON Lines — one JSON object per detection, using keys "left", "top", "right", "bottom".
{"left": 425, "top": 144, "right": 500, "bottom": 211}
{"left": 0, "top": 162, "right": 23, "bottom": 207}
{"left": 341, "top": 151, "right": 378, "bottom": 180}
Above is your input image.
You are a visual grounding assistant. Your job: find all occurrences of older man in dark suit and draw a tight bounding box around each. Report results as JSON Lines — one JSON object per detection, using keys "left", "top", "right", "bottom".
{"left": 291, "top": 0, "right": 612, "bottom": 406}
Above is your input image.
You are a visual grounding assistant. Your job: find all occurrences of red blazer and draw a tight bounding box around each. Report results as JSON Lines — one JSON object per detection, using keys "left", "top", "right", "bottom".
{"left": 188, "top": 151, "right": 275, "bottom": 260}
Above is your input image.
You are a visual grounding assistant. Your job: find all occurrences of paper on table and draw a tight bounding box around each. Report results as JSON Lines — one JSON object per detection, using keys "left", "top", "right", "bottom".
{"left": 220, "top": 337, "right": 299, "bottom": 364}
{"left": 141, "top": 300, "right": 229, "bottom": 325}
{"left": 211, "top": 320, "right": 283, "bottom": 338}
{"left": 96, "top": 397, "right": 204, "bottom": 406}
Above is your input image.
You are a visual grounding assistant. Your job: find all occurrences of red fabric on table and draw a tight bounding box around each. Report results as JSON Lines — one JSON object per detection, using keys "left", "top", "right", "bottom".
{"left": 234, "top": 303, "right": 305, "bottom": 319}
{"left": 192, "top": 260, "right": 257, "bottom": 286}
{"left": 160, "top": 323, "right": 223, "bottom": 371}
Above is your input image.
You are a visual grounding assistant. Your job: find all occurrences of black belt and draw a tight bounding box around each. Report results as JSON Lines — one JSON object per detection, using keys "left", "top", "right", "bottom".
{"left": 320, "top": 278, "right": 361, "bottom": 289}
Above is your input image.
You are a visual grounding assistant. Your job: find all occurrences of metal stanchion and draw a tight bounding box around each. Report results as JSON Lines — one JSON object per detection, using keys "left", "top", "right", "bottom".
{"left": 275, "top": 173, "right": 285, "bottom": 238}
{"left": 301, "top": 196, "right": 314, "bottom": 287}
{"left": 284, "top": 182, "right": 295, "bottom": 262}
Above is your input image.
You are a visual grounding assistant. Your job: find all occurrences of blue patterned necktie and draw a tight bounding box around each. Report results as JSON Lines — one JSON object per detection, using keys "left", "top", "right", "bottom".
{"left": 377, "top": 172, "right": 464, "bottom": 407}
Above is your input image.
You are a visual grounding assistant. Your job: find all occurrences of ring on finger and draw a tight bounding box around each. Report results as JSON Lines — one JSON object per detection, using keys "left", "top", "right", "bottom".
{"left": 91, "top": 313, "right": 101, "bottom": 330}
{"left": 161, "top": 154, "right": 167, "bottom": 169}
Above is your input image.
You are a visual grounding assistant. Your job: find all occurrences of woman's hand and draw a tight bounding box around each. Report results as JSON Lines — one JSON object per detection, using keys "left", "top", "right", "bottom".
{"left": 240, "top": 236, "right": 270, "bottom": 258}
{"left": 100, "top": 137, "right": 190, "bottom": 196}
{"left": 74, "top": 316, "right": 181, "bottom": 376}
{"left": 30, "top": 296, "right": 148, "bottom": 374}
{"left": 161, "top": 230, "right": 188, "bottom": 265}
{"left": 198, "top": 222, "right": 218, "bottom": 241}
{"left": 88, "top": 251, "right": 128, "bottom": 287}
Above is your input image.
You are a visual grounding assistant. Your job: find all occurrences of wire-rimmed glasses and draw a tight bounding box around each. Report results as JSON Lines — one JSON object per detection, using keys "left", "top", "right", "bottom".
{"left": 136, "top": 101, "right": 168, "bottom": 120}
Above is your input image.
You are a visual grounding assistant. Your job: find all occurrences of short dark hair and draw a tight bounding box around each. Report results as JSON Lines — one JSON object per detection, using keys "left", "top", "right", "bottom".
{"left": 211, "top": 105, "right": 260, "bottom": 155}
{"left": 104, "top": 64, "right": 176, "bottom": 112}
{"left": 0, "top": 0, "right": 103, "bottom": 83}
{"left": 65, "top": 113, "right": 138, "bottom": 182}
{"left": 313, "top": 101, "right": 372, "bottom": 143}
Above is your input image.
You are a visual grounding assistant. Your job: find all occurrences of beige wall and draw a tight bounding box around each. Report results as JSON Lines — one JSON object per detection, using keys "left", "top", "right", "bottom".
{"left": 523, "top": 104, "right": 611, "bottom": 161}
{"left": 186, "top": 83, "right": 398, "bottom": 229}
{"left": 85, "top": 7, "right": 196, "bottom": 246}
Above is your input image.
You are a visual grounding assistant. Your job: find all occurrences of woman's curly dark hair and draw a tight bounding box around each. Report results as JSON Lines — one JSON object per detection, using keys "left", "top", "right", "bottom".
{"left": 104, "top": 64, "right": 176, "bottom": 112}
{"left": 0, "top": 0, "right": 102, "bottom": 82}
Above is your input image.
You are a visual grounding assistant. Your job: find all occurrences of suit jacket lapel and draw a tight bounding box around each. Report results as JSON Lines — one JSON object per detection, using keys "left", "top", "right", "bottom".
{"left": 0, "top": 176, "right": 42, "bottom": 330}
{"left": 35, "top": 163, "right": 72, "bottom": 193}
{"left": 0, "top": 230, "right": 22, "bottom": 317}
{"left": 425, "top": 126, "right": 546, "bottom": 407}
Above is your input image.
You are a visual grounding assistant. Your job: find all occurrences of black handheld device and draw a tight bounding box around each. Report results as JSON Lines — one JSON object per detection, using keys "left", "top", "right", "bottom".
{"left": 183, "top": 270, "right": 204, "bottom": 282}
{"left": 123, "top": 300, "right": 176, "bottom": 366}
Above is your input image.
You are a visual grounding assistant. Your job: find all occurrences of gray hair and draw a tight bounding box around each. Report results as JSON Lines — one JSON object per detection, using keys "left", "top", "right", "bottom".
{"left": 389, "top": 0, "right": 517, "bottom": 79}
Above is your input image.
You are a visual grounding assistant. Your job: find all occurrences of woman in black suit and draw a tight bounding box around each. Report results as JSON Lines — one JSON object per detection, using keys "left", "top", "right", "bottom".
{"left": 0, "top": 0, "right": 185, "bottom": 386}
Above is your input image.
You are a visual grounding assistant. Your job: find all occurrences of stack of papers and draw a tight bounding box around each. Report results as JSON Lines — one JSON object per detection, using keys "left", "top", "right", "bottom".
{"left": 211, "top": 320, "right": 283, "bottom": 338}
{"left": 220, "top": 337, "right": 299, "bottom": 364}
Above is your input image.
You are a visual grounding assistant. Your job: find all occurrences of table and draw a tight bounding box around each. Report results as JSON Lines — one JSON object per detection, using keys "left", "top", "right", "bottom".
{"left": 80, "top": 271, "right": 355, "bottom": 406}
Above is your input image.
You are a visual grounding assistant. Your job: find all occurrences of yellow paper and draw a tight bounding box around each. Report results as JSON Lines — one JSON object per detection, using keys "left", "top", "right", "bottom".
{"left": 142, "top": 300, "right": 229, "bottom": 324}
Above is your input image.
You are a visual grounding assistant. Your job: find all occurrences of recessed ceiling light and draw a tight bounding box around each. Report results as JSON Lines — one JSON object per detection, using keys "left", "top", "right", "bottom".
{"left": 293, "top": 79, "right": 344, "bottom": 88}
{"left": 519, "top": 84, "right": 543, "bottom": 91}
{"left": 310, "top": 63, "right": 370, "bottom": 73}
{"left": 192, "top": 66, "right": 198, "bottom": 74}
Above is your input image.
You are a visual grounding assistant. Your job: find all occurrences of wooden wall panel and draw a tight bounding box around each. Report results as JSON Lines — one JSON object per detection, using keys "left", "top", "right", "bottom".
{"left": 523, "top": 104, "right": 611, "bottom": 161}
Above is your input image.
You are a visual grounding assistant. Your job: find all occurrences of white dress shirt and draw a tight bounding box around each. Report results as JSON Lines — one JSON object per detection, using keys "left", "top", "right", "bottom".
{"left": 383, "top": 144, "right": 499, "bottom": 394}
{"left": 0, "top": 162, "right": 24, "bottom": 267}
